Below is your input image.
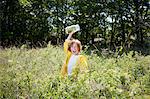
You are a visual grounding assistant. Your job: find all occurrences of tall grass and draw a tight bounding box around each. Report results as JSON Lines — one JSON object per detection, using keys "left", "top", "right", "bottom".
{"left": 0, "top": 44, "right": 150, "bottom": 98}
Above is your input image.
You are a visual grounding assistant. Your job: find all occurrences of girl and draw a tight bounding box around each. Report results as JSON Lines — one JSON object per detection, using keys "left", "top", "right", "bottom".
{"left": 61, "top": 32, "right": 88, "bottom": 78}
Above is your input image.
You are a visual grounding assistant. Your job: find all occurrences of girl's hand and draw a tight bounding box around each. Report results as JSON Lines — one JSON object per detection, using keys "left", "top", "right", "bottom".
{"left": 69, "top": 31, "right": 75, "bottom": 35}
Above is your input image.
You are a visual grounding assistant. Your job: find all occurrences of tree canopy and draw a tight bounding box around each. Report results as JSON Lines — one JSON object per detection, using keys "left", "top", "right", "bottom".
{"left": 0, "top": 0, "right": 149, "bottom": 54}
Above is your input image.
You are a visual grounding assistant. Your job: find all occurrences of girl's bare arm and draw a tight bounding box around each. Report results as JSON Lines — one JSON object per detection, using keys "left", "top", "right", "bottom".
{"left": 67, "top": 32, "right": 75, "bottom": 40}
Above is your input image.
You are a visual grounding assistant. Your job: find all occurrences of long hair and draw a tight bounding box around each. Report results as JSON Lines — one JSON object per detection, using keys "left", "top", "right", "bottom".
{"left": 68, "top": 39, "right": 82, "bottom": 52}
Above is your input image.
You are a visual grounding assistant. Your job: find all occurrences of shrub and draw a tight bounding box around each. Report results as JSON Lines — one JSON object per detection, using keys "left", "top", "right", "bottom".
{"left": 0, "top": 46, "right": 150, "bottom": 98}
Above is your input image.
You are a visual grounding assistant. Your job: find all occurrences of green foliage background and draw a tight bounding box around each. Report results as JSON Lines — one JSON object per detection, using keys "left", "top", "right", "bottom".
{"left": 0, "top": 45, "right": 150, "bottom": 98}
{"left": 0, "top": 0, "right": 149, "bottom": 54}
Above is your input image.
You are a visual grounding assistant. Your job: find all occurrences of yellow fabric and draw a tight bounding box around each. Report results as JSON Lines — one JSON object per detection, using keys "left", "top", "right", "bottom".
{"left": 61, "top": 40, "right": 88, "bottom": 78}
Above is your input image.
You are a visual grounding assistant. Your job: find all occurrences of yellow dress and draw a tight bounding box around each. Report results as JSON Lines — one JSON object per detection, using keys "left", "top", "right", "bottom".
{"left": 61, "top": 40, "right": 88, "bottom": 78}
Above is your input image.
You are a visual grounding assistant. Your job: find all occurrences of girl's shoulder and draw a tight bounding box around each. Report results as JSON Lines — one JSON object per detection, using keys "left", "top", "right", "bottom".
{"left": 79, "top": 54, "right": 87, "bottom": 60}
